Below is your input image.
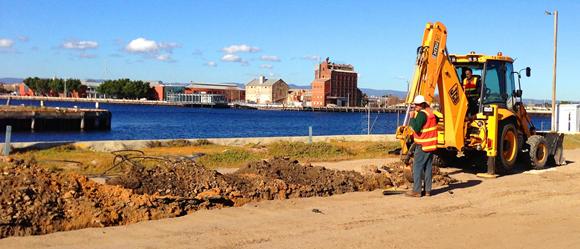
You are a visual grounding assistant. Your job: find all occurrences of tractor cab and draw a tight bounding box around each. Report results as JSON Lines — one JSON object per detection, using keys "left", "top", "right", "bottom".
{"left": 450, "top": 52, "right": 520, "bottom": 113}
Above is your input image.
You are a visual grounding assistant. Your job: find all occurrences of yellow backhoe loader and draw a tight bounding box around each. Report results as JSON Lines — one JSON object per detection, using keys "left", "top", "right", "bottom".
{"left": 396, "top": 22, "right": 565, "bottom": 178}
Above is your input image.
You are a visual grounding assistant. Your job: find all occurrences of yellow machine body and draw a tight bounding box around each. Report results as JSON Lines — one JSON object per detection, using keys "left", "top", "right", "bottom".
{"left": 396, "top": 21, "right": 562, "bottom": 174}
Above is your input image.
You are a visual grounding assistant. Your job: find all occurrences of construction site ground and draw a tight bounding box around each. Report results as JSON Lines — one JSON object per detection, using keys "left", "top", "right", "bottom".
{"left": 2, "top": 149, "right": 579, "bottom": 249}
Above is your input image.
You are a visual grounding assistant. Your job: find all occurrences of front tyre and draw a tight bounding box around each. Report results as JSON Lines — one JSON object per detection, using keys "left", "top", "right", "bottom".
{"left": 496, "top": 123, "right": 519, "bottom": 173}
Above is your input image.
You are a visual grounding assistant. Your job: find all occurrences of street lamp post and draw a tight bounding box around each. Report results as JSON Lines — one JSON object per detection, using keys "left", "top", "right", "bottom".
{"left": 546, "top": 10, "right": 558, "bottom": 131}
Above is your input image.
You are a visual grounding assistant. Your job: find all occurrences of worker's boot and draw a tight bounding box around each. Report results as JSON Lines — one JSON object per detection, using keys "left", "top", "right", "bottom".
{"left": 404, "top": 191, "right": 421, "bottom": 198}
{"left": 424, "top": 191, "right": 431, "bottom": 197}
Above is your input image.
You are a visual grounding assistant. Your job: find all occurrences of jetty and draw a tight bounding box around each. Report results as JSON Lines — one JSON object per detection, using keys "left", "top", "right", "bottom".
{"left": 0, "top": 105, "right": 111, "bottom": 131}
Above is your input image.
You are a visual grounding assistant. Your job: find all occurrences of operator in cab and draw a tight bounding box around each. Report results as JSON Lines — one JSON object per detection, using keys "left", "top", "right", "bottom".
{"left": 462, "top": 68, "right": 480, "bottom": 115}
{"left": 406, "top": 95, "right": 438, "bottom": 197}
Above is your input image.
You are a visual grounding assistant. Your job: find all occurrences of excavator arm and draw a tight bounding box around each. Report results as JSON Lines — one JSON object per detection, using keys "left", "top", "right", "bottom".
{"left": 397, "top": 22, "right": 469, "bottom": 155}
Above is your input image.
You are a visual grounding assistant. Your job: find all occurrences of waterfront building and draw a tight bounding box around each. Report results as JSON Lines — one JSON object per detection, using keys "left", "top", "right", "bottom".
{"left": 152, "top": 83, "right": 186, "bottom": 101}
{"left": 245, "top": 76, "right": 289, "bottom": 104}
{"left": 311, "top": 57, "right": 362, "bottom": 107}
{"left": 287, "top": 89, "right": 311, "bottom": 107}
{"left": 186, "top": 82, "right": 245, "bottom": 103}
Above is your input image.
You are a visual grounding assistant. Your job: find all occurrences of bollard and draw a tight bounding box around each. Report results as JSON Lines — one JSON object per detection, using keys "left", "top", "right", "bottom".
{"left": 4, "top": 125, "right": 12, "bottom": 156}
{"left": 308, "top": 126, "right": 313, "bottom": 144}
{"left": 40, "top": 100, "right": 44, "bottom": 107}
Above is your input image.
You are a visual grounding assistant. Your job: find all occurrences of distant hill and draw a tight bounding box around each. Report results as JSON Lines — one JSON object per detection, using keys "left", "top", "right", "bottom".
{"left": 360, "top": 88, "right": 407, "bottom": 98}
{"left": 0, "top": 77, "right": 24, "bottom": 84}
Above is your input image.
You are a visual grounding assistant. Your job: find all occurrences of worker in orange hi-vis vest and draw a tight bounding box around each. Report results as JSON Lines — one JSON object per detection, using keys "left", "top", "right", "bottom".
{"left": 462, "top": 68, "right": 480, "bottom": 116}
{"left": 406, "top": 95, "right": 438, "bottom": 198}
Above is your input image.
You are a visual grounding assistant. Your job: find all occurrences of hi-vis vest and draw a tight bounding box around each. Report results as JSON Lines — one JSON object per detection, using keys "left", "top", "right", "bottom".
{"left": 413, "top": 109, "right": 438, "bottom": 152}
{"left": 463, "top": 77, "right": 479, "bottom": 98}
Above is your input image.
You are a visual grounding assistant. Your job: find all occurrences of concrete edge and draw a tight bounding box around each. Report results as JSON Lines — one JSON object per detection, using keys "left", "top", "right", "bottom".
{"left": 8, "top": 134, "right": 397, "bottom": 152}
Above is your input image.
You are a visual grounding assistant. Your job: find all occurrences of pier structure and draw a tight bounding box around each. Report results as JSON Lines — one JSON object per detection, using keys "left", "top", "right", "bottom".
{"left": 0, "top": 106, "right": 111, "bottom": 132}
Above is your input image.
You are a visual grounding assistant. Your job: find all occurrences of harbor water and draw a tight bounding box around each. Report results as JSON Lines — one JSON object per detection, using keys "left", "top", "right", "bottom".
{"left": 3, "top": 100, "right": 551, "bottom": 142}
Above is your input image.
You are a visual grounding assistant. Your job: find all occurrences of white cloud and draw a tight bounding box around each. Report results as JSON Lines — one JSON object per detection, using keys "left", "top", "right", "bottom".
{"left": 159, "top": 42, "right": 180, "bottom": 52}
{"left": 126, "top": 38, "right": 159, "bottom": 53}
{"left": 0, "top": 39, "right": 14, "bottom": 48}
{"left": 301, "top": 55, "right": 320, "bottom": 61}
{"left": 62, "top": 40, "right": 99, "bottom": 50}
{"left": 221, "top": 54, "right": 242, "bottom": 62}
{"left": 260, "top": 55, "right": 280, "bottom": 62}
{"left": 260, "top": 64, "right": 273, "bottom": 69}
{"left": 17, "top": 36, "right": 29, "bottom": 42}
{"left": 124, "top": 37, "right": 179, "bottom": 62}
{"left": 155, "top": 54, "right": 173, "bottom": 62}
{"left": 221, "top": 44, "right": 260, "bottom": 54}
{"left": 79, "top": 53, "right": 97, "bottom": 59}
{"left": 205, "top": 61, "right": 217, "bottom": 67}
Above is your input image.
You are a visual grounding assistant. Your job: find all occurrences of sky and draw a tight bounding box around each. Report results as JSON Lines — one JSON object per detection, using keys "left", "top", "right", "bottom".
{"left": 0, "top": 0, "right": 578, "bottom": 100}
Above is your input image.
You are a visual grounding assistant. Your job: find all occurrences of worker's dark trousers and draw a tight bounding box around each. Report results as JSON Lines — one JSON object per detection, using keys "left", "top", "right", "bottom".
{"left": 413, "top": 145, "right": 433, "bottom": 193}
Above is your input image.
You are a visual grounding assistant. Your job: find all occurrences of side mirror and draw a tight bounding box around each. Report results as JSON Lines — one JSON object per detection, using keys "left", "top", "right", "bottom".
{"left": 525, "top": 67, "right": 531, "bottom": 77}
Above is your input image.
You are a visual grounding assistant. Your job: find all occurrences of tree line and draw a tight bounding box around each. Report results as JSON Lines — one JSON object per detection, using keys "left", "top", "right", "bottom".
{"left": 22, "top": 77, "right": 152, "bottom": 99}
{"left": 96, "top": 79, "right": 150, "bottom": 99}
{"left": 23, "top": 77, "right": 82, "bottom": 96}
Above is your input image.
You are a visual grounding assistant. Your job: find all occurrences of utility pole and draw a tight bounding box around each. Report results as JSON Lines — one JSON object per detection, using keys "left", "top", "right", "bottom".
{"left": 367, "top": 104, "right": 371, "bottom": 135}
{"left": 546, "top": 10, "right": 558, "bottom": 131}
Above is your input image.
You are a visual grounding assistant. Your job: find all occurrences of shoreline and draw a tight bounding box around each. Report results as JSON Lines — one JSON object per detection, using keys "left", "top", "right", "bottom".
{"left": 6, "top": 134, "right": 398, "bottom": 152}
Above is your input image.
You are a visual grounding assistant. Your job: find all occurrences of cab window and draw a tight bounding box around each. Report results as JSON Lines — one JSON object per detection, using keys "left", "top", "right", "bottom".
{"left": 483, "top": 60, "right": 509, "bottom": 104}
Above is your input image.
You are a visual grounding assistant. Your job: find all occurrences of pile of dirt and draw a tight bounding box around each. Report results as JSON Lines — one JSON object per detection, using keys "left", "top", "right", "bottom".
{"left": 107, "top": 158, "right": 455, "bottom": 207}
{"left": 108, "top": 158, "right": 394, "bottom": 206}
{"left": 1, "top": 157, "right": 456, "bottom": 238}
{"left": 380, "top": 161, "right": 457, "bottom": 188}
{"left": 0, "top": 161, "right": 205, "bottom": 239}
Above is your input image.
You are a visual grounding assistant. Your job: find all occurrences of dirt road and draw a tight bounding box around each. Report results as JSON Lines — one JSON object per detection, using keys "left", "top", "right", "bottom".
{"left": 2, "top": 150, "right": 580, "bottom": 249}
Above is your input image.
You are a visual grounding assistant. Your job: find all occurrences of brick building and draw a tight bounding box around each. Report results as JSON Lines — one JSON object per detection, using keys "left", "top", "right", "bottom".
{"left": 311, "top": 57, "right": 361, "bottom": 107}
{"left": 185, "top": 82, "right": 245, "bottom": 103}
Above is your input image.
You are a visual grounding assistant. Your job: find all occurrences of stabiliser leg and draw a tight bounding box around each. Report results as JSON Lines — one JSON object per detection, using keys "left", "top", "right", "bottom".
{"left": 477, "top": 156, "right": 498, "bottom": 178}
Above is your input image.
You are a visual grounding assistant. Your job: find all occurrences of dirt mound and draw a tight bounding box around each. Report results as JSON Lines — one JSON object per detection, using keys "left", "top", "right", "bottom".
{"left": 232, "top": 158, "right": 392, "bottom": 198}
{"left": 106, "top": 158, "right": 395, "bottom": 206}
{"left": 0, "top": 161, "right": 203, "bottom": 239}
{"left": 2, "top": 157, "right": 456, "bottom": 238}
{"left": 107, "top": 158, "right": 454, "bottom": 207}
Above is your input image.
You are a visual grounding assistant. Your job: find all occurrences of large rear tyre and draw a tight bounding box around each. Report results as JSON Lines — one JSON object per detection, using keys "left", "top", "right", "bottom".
{"left": 496, "top": 123, "right": 519, "bottom": 173}
{"left": 527, "top": 135, "right": 549, "bottom": 170}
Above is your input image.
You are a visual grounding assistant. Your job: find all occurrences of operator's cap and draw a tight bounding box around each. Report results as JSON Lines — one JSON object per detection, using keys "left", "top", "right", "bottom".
{"left": 413, "top": 95, "right": 429, "bottom": 105}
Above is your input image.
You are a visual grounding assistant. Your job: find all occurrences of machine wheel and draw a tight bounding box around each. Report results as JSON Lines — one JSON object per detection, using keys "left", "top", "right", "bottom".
{"left": 496, "top": 123, "right": 519, "bottom": 173}
{"left": 526, "top": 135, "right": 549, "bottom": 170}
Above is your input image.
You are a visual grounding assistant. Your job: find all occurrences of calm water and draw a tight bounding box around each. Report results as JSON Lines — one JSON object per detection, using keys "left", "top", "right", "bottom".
{"left": 3, "top": 100, "right": 552, "bottom": 142}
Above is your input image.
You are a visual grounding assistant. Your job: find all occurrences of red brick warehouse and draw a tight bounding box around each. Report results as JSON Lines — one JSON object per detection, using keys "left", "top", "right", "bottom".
{"left": 311, "top": 57, "right": 362, "bottom": 107}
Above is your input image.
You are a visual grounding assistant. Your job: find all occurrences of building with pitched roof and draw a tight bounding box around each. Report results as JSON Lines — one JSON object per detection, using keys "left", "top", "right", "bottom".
{"left": 245, "top": 76, "right": 289, "bottom": 104}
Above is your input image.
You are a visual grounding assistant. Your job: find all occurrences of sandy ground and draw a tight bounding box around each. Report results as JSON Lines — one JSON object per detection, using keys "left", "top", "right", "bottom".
{"left": 2, "top": 151, "right": 580, "bottom": 249}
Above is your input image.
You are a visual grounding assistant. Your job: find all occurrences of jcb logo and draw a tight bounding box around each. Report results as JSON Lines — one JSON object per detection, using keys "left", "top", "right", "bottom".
{"left": 432, "top": 41, "right": 440, "bottom": 58}
{"left": 449, "top": 83, "right": 460, "bottom": 105}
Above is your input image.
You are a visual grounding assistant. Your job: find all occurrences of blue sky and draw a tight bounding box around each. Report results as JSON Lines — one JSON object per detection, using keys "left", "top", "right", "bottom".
{"left": 0, "top": 0, "right": 578, "bottom": 100}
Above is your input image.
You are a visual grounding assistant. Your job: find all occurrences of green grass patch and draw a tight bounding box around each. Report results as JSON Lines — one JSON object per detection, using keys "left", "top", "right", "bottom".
{"left": 266, "top": 141, "right": 354, "bottom": 161}
{"left": 197, "top": 148, "right": 260, "bottom": 168}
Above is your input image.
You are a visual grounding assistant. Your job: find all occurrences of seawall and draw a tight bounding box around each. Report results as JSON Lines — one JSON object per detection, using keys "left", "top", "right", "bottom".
{"left": 8, "top": 134, "right": 397, "bottom": 152}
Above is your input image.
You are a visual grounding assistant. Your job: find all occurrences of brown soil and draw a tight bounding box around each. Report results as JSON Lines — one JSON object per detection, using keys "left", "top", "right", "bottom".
{"left": 1, "top": 157, "right": 455, "bottom": 239}
{"left": 0, "top": 161, "right": 204, "bottom": 239}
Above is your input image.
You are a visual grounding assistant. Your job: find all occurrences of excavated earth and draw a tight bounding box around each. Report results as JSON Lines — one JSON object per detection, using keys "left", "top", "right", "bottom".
{"left": 1, "top": 157, "right": 455, "bottom": 239}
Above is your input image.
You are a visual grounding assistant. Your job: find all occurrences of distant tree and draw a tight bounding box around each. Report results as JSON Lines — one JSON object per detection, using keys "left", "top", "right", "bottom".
{"left": 97, "top": 78, "right": 150, "bottom": 99}
{"left": 65, "top": 79, "right": 82, "bottom": 93}
{"left": 49, "top": 78, "right": 64, "bottom": 94}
